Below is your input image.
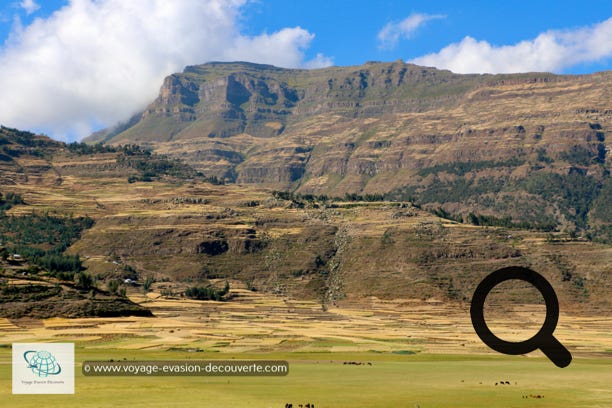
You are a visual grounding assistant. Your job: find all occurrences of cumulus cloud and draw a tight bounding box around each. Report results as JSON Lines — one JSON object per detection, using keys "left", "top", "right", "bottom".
{"left": 20, "top": 0, "right": 40, "bottom": 15}
{"left": 378, "top": 13, "right": 445, "bottom": 50}
{"left": 410, "top": 17, "right": 612, "bottom": 74}
{"left": 0, "top": 0, "right": 332, "bottom": 141}
{"left": 222, "top": 27, "right": 325, "bottom": 68}
{"left": 303, "top": 52, "right": 334, "bottom": 69}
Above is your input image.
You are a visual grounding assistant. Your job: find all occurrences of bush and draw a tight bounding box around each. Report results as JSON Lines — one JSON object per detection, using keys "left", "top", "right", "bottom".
{"left": 75, "top": 272, "right": 94, "bottom": 290}
{"left": 0, "top": 191, "right": 25, "bottom": 211}
{"left": 559, "top": 145, "right": 597, "bottom": 166}
{"left": 143, "top": 276, "right": 155, "bottom": 293}
{"left": 107, "top": 279, "right": 121, "bottom": 295}
{"left": 184, "top": 282, "right": 229, "bottom": 301}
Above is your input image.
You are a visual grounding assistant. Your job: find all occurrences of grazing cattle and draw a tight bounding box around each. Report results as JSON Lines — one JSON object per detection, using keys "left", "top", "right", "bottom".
{"left": 342, "top": 361, "right": 373, "bottom": 366}
{"left": 495, "top": 382, "right": 498, "bottom": 386}
{"left": 524, "top": 394, "right": 545, "bottom": 399}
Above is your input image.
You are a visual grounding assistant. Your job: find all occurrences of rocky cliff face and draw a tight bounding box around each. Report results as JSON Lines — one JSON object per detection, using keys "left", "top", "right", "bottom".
{"left": 92, "top": 61, "right": 489, "bottom": 146}
{"left": 89, "top": 62, "right": 612, "bottom": 240}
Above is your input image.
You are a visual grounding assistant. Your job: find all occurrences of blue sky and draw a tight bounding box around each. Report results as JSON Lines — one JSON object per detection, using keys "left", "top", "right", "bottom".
{"left": 0, "top": 0, "right": 611, "bottom": 141}
{"left": 241, "top": 0, "right": 612, "bottom": 74}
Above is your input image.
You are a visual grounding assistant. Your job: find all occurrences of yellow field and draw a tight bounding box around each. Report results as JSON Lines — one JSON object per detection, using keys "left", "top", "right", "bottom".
{"left": 2, "top": 286, "right": 611, "bottom": 356}
{"left": 1, "top": 288, "right": 611, "bottom": 407}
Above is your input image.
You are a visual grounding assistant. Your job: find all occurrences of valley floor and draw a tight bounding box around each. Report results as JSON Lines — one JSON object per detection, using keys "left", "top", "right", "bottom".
{"left": 0, "top": 288, "right": 611, "bottom": 407}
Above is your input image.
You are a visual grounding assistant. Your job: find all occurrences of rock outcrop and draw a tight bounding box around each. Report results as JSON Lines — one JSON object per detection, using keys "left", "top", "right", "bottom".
{"left": 87, "top": 61, "right": 612, "bottom": 239}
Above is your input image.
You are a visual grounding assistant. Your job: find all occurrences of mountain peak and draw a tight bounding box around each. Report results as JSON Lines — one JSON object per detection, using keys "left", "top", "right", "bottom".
{"left": 86, "top": 61, "right": 611, "bottom": 241}
{"left": 89, "top": 61, "right": 486, "bottom": 145}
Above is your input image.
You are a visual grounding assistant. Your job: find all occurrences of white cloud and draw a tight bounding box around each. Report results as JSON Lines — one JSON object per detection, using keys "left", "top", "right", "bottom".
{"left": 303, "top": 52, "right": 334, "bottom": 69}
{"left": 19, "top": 0, "right": 40, "bottom": 15}
{"left": 0, "top": 0, "right": 331, "bottom": 141}
{"left": 378, "top": 13, "right": 445, "bottom": 50}
{"left": 222, "top": 27, "right": 333, "bottom": 69}
{"left": 410, "top": 17, "right": 612, "bottom": 74}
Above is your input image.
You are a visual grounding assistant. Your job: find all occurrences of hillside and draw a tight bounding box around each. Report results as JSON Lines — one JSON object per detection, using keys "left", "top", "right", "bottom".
{"left": 0, "top": 126, "right": 609, "bottom": 314}
{"left": 88, "top": 61, "right": 612, "bottom": 241}
{"left": 0, "top": 126, "right": 178, "bottom": 318}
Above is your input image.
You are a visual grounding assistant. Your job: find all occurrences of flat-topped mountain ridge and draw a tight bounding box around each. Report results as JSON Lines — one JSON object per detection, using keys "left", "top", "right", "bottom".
{"left": 90, "top": 60, "right": 587, "bottom": 144}
{"left": 88, "top": 61, "right": 611, "bottom": 241}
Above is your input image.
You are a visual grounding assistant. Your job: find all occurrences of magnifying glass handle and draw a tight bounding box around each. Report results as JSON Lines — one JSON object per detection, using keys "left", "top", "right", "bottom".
{"left": 540, "top": 336, "right": 572, "bottom": 368}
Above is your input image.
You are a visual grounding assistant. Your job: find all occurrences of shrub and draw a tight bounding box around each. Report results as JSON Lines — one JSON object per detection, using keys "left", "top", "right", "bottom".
{"left": 107, "top": 279, "right": 121, "bottom": 295}
{"left": 184, "top": 282, "right": 229, "bottom": 301}
{"left": 143, "top": 276, "right": 155, "bottom": 293}
{"left": 75, "top": 272, "right": 94, "bottom": 290}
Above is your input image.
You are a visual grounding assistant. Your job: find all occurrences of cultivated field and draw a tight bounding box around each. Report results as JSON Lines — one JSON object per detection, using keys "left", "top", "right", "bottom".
{"left": 1, "top": 135, "right": 610, "bottom": 407}
{"left": 1, "top": 287, "right": 611, "bottom": 407}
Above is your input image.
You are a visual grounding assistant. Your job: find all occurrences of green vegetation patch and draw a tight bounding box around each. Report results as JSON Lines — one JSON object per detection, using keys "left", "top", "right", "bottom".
{"left": 0, "top": 212, "right": 94, "bottom": 279}
{"left": 522, "top": 171, "right": 602, "bottom": 229}
{"left": 0, "top": 192, "right": 24, "bottom": 211}
{"left": 416, "top": 158, "right": 525, "bottom": 177}
{"left": 386, "top": 167, "right": 609, "bottom": 241}
{"left": 118, "top": 144, "right": 200, "bottom": 182}
{"left": 184, "top": 281, "right": 230, "bottom": 301}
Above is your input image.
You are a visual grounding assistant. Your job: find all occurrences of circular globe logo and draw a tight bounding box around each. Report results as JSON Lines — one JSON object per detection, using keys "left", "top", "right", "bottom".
{"left": 23, "top": 350, "right": 62, "bottom": 377}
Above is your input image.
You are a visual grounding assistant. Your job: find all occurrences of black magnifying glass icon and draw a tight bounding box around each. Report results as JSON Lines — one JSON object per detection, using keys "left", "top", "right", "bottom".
{"left": 470, "top": 266, "right": 572, "bottom": 368}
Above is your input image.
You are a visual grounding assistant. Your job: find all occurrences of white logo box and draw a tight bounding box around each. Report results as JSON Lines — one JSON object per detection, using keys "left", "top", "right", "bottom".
{"left": 12, "top": 343, "right": 75, "bottom": 394}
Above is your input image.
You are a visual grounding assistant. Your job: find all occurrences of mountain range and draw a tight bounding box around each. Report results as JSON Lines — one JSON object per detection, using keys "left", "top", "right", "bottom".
{"left": 87, "top": 61, "right": 611, "bottom": 241}
{"left": 0, "top": 61, "right": 610, "bottom": 318}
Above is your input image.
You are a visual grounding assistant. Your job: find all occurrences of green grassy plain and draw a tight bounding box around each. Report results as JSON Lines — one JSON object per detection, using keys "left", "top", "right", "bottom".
{"left": 1, "top": 286, "right": 610, "bottom": 407}
{"left": 1, "top": 349, "right": 611, "bottom": 408}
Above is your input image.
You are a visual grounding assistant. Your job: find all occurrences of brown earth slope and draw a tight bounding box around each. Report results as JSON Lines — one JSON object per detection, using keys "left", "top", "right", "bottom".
{"left": 1, "top": 127, "right": 609, "bottom": 314}
{"left": 88, "top": 61, "right": 612, "bottom": 240}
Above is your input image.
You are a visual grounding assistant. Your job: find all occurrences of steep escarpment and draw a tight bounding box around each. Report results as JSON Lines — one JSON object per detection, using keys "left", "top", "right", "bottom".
{"left": 97, "top": 61, "right": 488, "bottom": 142}
{"left": 90, "top": 62, "right": 611, "bottom": 240}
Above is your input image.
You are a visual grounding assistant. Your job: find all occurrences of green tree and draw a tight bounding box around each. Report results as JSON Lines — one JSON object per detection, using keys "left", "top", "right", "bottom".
{"left": 107, "top": 279, "right": 120, "bottom": 294}
{"left": 75, "top": 272, "right": 94, "bottom": 290}
{"left": 143, "top": 276, "right": 155, "bottom": 293}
